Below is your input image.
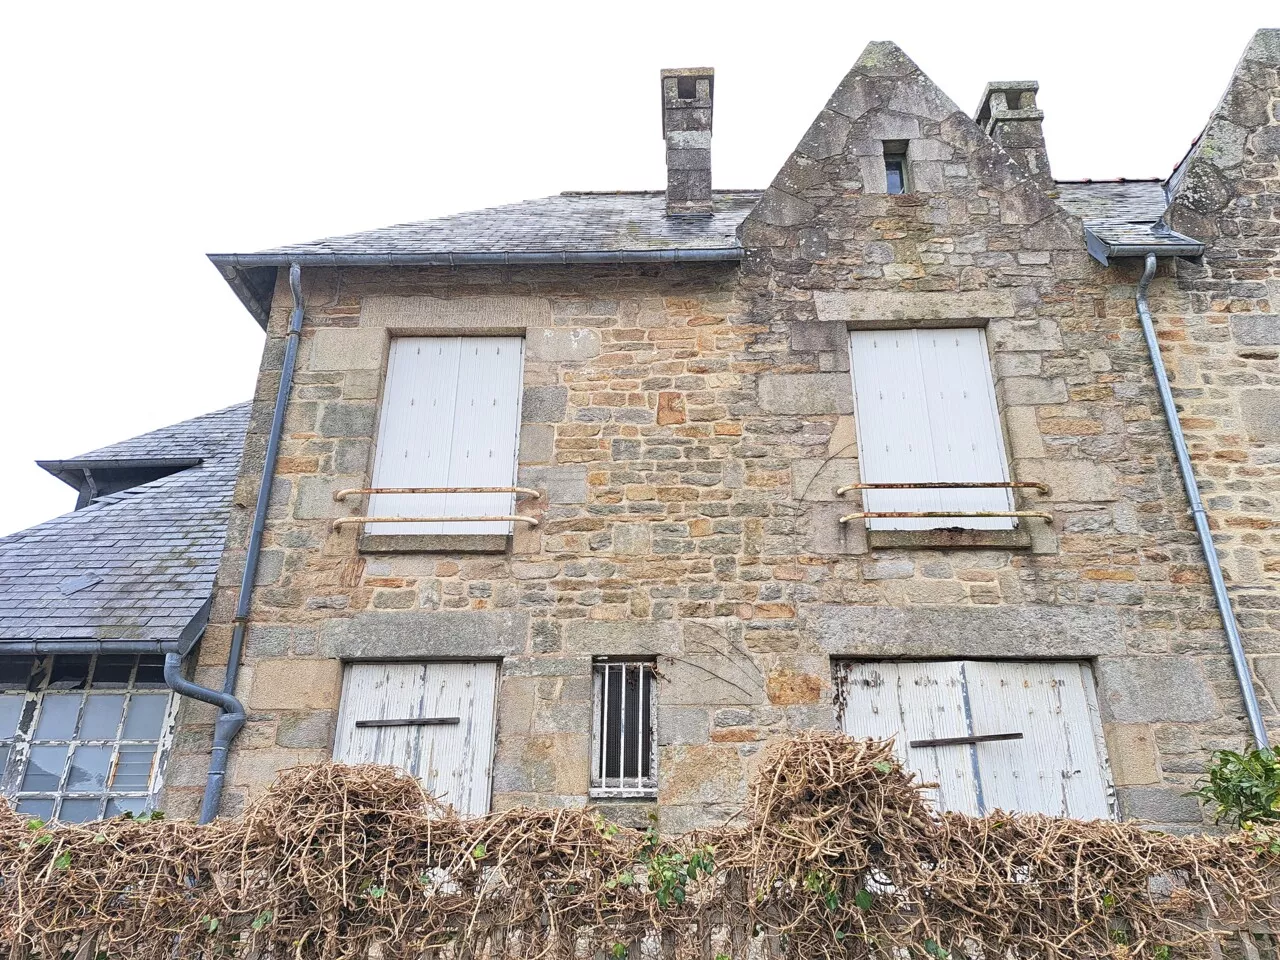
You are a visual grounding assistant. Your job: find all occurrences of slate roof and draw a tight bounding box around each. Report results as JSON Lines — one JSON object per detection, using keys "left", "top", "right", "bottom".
{"left": 210, "top": 191, "right": 759, "bottom": 267}
{"left": 212, "top": 181, "right": 1198, "bottom": 323}
{"left": 1054, "top": 180, "right": 1203, "bottom": 261}
{"left": 0, "top": 403, "right": 251, "bottom": 648}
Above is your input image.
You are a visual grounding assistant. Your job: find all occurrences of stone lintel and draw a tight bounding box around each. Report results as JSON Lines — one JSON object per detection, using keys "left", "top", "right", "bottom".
{"left": 815, "top": 290, "right": 1018, "bottom": 325}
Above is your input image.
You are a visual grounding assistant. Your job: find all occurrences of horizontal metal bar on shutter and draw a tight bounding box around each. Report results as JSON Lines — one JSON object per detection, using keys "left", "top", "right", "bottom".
{"left": 333, "top": 514, "right": 540, "bottom": 531}
{"left": 354, "top": 717, "right": 460, "bottom": 728}
{"left": 334, "top": 486, "right": 541, "bottom": 502}
{"left": 909, "top": 732, "right": 1024, "bottom": 748}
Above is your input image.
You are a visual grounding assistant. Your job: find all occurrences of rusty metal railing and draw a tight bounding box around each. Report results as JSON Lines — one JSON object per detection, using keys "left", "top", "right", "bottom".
{"left": 836, "top": 480, "right": 1052, "bottom": 525}
{"left": 334, "top": 486, "right": 541, "bottom": 502}
{"left": 331, "top": 485, "right": 542, "bottom": 532}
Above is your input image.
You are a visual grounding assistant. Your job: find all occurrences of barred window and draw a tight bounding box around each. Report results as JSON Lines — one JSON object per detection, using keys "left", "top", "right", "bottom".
{"left": 0, "top": 655, "right": 176, "bottom": 822}
{"left": 590, "top": 660, "right": 656, "bottom": 798}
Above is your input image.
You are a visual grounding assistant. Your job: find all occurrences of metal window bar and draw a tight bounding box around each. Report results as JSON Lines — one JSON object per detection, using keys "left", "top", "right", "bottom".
{"left": 835, "top": 480, "right": 1052, "bottom": 524}
{"left": 590, "top": 662, "right": 656, "bottom": 798}
{"left": 331, "top": 485, "right": 542, "bottom": 531}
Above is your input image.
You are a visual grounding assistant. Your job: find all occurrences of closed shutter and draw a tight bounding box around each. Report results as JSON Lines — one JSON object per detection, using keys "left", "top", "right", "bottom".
{"left": 369, "top": 336, "right": 524, "bottom": 535}
{"left": 848, "top": 328, "right": 1013, "bottom": 530}
{"left": 836, "top": 660, "right": 1112, "bottom": 819}
{"left": 333, "top": 662, "right": 499, "bottom": 817}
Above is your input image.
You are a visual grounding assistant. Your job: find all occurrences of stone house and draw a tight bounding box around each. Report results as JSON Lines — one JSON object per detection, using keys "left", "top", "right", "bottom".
{"left": 56, "top": 31, "right": 1280, "bottom": 831}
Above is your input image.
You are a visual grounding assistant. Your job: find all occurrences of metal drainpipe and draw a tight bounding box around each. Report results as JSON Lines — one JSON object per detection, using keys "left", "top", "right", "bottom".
{"left": 1135, "top": 252, "right": 1270, "bottom": 749}
{"left": 198, "top": 261, "right": 306, "bottom": 823}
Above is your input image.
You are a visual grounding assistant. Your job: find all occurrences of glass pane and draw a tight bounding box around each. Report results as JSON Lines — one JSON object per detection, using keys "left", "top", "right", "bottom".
{"left": 16, "top": 798, "right": 54, "bottom": 821}
{"left": 0, "top": 657, "right": 36, "bottom": 690}
{"left": 92, "top": 656, "right": 135, "bottom": 688}
{"left": 34, "top": 695, "right": 81, "bottom": 740}
{"left": 134, "top": 657, "right": 166, "bottom": 688}
{"left": 67, "top": 745, "right": 113, "bottom": 792}
{"left": 22, "top": 745, "right": 69, "bottom": 791}
{"left": 0, "top": 744, "right": 9, "bottom": 779}
{"left": 80, "top": 695, "right": 126, "bottom": 739}
{"left": 58, "top": 797, "right": 104, "bottom": 822}
{"left": 106, "top": 796, "right": 147, "bottom": 817}
{"left": 111, "top": 743, "right": 158, "bottom": 791}
{"left": 0, "top": 695, "right": 25, "bottom": 738}
{"left": 123, "top": 695, "right": 168, "bottom": 740}
{"left": 49, "top": 656, "right": 91, "bottom": 690}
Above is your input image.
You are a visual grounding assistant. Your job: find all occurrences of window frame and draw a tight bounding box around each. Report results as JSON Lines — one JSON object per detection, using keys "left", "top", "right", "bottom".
{"left": 366, "top": 335, "right": 526, "bottom": 538}
{"left": 0, "top": 654, "right": 178, "bottom": 822}
{"left": 589, "top": 659, "right": 657, "bottom": 800}
{"left": 847, "top": 326, "right": 1016, "bottom": 532}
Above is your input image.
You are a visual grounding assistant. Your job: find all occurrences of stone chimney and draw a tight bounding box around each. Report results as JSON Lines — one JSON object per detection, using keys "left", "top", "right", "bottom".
{"left": 975, "top": 81, "right": 1052, "bottom": 187}
{"left": 661, "top": 68, "right": 714, "bottom": 216}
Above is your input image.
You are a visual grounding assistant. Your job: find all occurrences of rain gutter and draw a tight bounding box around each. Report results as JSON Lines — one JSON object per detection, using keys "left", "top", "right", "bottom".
{"left": 1133, "top": 251, "right": 1269, "bottom": 748}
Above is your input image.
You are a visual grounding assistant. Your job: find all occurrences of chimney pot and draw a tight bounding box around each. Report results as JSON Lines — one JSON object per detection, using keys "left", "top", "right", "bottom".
{"left": 975, "top": 81, "right": 1053, "bottom": 186}
{"left": 661, "top": 67, "right": 714, "bottom": 216}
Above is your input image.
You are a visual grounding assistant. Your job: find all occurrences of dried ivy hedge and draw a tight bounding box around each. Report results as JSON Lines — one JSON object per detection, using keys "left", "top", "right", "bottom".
{"left": 2, "top": 733, "right": 1278, "bottom": 960}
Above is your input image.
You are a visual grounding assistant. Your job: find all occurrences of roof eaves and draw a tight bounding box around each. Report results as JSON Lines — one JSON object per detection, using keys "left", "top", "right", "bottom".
{"left": 208, "top": 247, "right": 745, "bottom": 268}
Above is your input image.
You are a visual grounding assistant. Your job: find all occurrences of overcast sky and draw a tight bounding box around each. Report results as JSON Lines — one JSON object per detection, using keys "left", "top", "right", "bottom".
{"left": 0, "top": 2, "right": 1272, "bottom": 535}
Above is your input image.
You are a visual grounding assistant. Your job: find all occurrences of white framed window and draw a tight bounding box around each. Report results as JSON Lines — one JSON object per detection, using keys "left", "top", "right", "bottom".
{"left": 590, "top": 660, "right": 656, "bottom": 798}
{"left": 0, "top": 654, "right": 177, "bottom": 822}
{"left": 848, "top": 327, "right": 1014, "bottom": 530}
{"left": 332, "top": 661, "right": 499, "bottom": 817}
{"left": 368, "top": 336, "right": 524, "bottom": 535}
{"left": 834, "top": 659, "right": 1113, "bottom": 819}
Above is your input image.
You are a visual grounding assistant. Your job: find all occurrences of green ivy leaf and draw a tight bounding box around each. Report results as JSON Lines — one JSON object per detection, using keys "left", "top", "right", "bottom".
{"left": 54, "top": 851, "right": 72, "bottom": 870}
{"left": 854, "top": 889, "right": 873, "bottom": 910}
{"left": 251, "top": 910, "right": 274, "bottom": 932}
{"left": 471, "top": 843, "right": 488, "bottom": 860}
{"left": 611, "top": 944, "right": 627, "bottom": 960}
{"left": 873, "top": 761, "right": 894, "bottom": 774}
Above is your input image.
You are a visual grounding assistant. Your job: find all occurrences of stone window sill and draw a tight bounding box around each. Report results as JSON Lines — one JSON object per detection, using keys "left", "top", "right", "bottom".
{"left": 357, "top": 533, "right": 511, "bottom": 554}
{"left": 866, "top": 526, "right": 1033, "bottom": 551}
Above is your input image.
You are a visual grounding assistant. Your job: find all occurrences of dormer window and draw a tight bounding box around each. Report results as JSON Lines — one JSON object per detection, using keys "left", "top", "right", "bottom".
{"left": 884, "top": 140, "right": 908, "bottom": 194}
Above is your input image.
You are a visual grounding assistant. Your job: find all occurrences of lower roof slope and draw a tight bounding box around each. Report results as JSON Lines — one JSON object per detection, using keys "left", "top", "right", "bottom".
{"left": 0, "top": 402, "right": 251, "bottom": 649}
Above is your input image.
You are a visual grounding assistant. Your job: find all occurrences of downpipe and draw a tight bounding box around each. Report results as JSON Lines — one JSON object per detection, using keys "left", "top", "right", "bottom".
{"left": 1135, "top": 252, "right": 1269, "bottom": 749}
{"left": 197, "top": 261, "right": 307, "bottom": 822}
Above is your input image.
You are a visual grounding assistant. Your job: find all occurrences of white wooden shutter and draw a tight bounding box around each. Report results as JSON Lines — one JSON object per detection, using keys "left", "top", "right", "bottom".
{"left": 837, "top": 660, "right": 1112, "bottom": 819}
{"left": 848, "top": 329, "right": 1013, "bottom": 530}
{"left": 368, "top": 336, "right": 524, "bottom": 535}
{"left": 334, "top": 661, "right": 499, "bottom": 817}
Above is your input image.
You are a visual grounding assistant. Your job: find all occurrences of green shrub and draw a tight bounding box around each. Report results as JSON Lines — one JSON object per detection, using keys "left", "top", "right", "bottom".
{"left": 1191, "top": 747, "right": 1280, "bottom": 828}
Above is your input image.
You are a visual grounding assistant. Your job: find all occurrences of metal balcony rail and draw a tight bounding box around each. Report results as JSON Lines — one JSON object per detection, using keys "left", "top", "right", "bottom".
{"left": 330, "top": 485, "right": 542, "bottom": 532}
{"left": 836, "top": 480, "right": 1053, "bottom": 525}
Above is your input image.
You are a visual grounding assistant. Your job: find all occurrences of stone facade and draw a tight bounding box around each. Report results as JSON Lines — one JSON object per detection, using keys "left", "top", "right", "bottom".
{"left": 166, "top": 37, "right": 1280, "bottom": 831}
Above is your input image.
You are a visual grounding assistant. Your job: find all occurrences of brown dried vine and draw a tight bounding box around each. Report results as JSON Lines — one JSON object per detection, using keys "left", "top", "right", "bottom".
{"left": 1, "top": 733, "right": 1277, "bottom": 959}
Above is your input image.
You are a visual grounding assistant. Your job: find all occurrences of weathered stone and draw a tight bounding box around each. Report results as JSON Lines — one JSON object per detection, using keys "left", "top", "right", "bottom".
{"left": 758, "top": 373, "right": 854, "bottom": 414}
{"left": 318, "top": 402, "right": 377, "bottom": 438}
{"left": 790, "top": 458, "right": 858, "bottom": 502}
{"left": 276, "top": 711, "right": 336, "bottom": 749}
{"left": 1017, "top": 459, "right": 1118, "bottom": 502}
{"left": 309, "top": 329, "right": 385, "bottom": 371}
{"left": 321, "top": 611, "right": 529, "bottom": 659}
{"left": 816, "top": 290, "right": 1016, "bottom": 323}
{"left": 1095, "top": 657, "right": 1222, "bottom": 724}
{"left": 525, "top": 328, "right": 601, "bottom": 362}
{"left": 361, "top": 295, "right": 553, "bottom": 328}
{"left": 1240, "top": 388, "right": 1280, "bottom": 441}
{"left": 250, "top": 659, "right": 342, "bottom": 710}
{"left": 519, "top": 465, "right": 588, "bottom": 504}
{"left": 1117, "top": 787, "right": 1204, "bottom": 825}
{"left": 1230, "top": 315, "right": 1279, "bottom": 345}
{"left": 807, "top": 605, "right": 1126, "bottom": 657}
{"left": 521, "top": 386, "right": 568, "bottom": 423}
{"left": 1103, "top": 724, "right": 1161, "bottom": 787}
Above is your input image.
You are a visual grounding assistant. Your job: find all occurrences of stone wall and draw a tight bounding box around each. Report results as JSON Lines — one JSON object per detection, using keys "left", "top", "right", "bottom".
{"left": 166, "top": 40, "right": 1280, "bottom": 832}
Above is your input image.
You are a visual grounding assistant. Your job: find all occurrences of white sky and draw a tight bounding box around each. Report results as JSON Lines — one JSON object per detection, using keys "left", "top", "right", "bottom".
{"left": 0, "top": 2, "right": 1272, "bottom": 535}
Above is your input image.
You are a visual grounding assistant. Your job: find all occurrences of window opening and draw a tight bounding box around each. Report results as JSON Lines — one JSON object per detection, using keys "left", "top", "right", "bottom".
{"left": 0, "top": 654, "right": 175, "bottom": 822}
{"left": 590, "top": 661, "right": 656, "bottom": 798}
{"left": 676, "top": 76, "right": 697, "bottom": 100}
{"left": 883, "top": 140, "right": 909, "bottom": 194}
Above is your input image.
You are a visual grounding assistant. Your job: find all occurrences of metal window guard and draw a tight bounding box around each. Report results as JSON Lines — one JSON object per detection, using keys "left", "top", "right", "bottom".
{"left": 331, "top": 486, "right": 542, "bottom": 532}
{"left": 835, "top": 480, "right": 1052, "bottom": 525}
